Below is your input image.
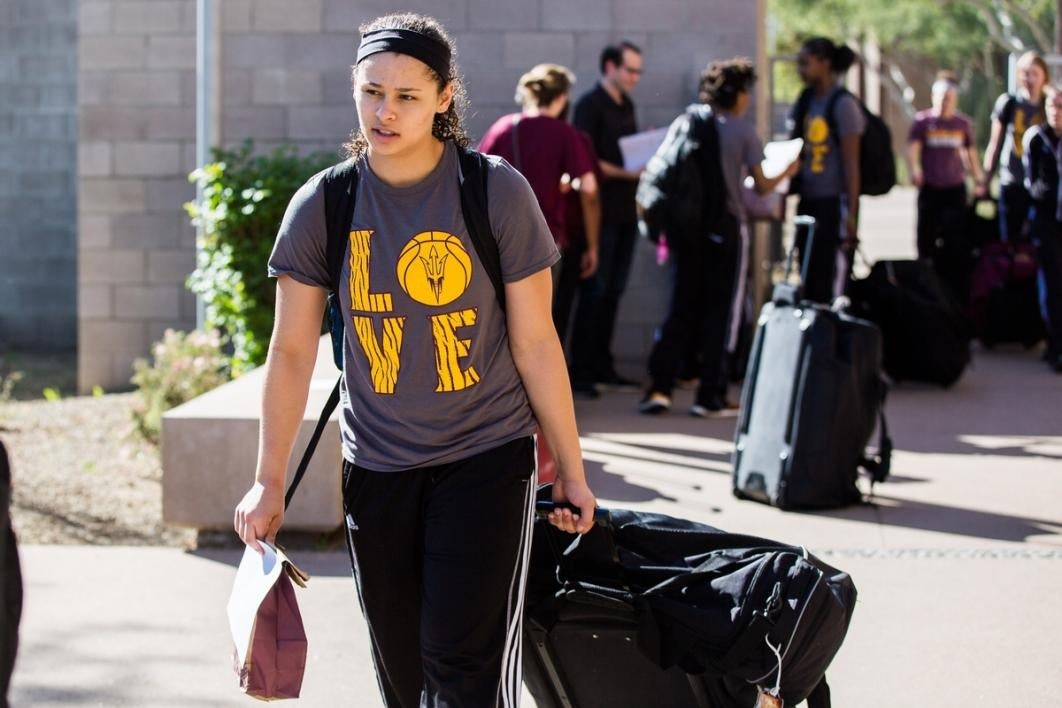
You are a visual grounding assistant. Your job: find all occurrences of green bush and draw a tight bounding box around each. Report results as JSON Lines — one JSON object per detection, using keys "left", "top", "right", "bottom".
{"left": 186, "top": 141, "right": 336, "bottom": 375}
{"left": 131, "top": 329, "right": 231, "bottom": 444}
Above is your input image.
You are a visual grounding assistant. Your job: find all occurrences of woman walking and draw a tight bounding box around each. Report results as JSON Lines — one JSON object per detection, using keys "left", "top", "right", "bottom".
{"left": 233, "top": 13, "right": 596, "bottom": 707}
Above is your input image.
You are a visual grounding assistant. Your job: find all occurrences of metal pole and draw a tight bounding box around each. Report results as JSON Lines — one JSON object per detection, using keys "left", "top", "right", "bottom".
{"left": 195, "top": 0, "right": 211, "bottom": 330}
{"left": 1056, "top": 0, "right": 1062, "bottom": 54}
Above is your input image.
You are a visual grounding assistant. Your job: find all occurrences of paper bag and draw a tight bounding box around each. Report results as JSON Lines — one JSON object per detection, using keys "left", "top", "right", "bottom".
{"left": 227, "top": 543, "right": 310, "bottom": 700}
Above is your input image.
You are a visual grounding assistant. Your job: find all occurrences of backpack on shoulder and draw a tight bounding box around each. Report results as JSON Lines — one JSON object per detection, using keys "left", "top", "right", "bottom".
{"left": 282, "top": 148, "right": 504, "bottom": 508}
{"left": 636, "top": 104, "right": 726, "bottom": 244}
{"left": 789, "top": 87, "right": 896, "bottom": 197}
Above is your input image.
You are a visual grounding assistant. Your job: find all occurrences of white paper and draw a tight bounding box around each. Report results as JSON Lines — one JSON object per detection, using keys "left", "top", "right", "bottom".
{"left": 227, "top": 542, "right": 288, "bottom": 667}
{"left": 618, "top": 127, "right": 669, "bottom": 172}
{"left": 761, "top": 138, "right": 803, "bottom": 180}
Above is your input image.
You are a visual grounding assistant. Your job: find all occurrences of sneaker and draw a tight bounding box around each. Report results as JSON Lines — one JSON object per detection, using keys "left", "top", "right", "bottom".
{"left": 692, "top": 395, "right": 740, "bottom": 417}
{"left": 689, "top": 404, "right": 710, "bottom": 418}
{"left": 597, "top": 371, "right": 641, "bottom": 392}
{"left": 638, "top": 392, "right": 672, "bottom": 414}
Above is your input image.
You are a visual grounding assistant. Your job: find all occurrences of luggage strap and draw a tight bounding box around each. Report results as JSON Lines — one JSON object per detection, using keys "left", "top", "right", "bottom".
{"left": 860, "top": 381, "right": 892, "bottom": 489}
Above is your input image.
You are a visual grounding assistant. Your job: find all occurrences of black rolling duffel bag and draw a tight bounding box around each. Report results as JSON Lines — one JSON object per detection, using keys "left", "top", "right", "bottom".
{"left": 848, "top": 258, "right": 971, "bottom": 387}
{"left": 523, "top": 490, "right": 854, "bottom": 708}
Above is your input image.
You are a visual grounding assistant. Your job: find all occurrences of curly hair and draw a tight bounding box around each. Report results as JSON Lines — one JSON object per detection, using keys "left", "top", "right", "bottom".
{"left": 698, "top": 57, "right": 757, "bottom": 109}
{"left": 343, "top": 13, "right": 470, "bottom": 159}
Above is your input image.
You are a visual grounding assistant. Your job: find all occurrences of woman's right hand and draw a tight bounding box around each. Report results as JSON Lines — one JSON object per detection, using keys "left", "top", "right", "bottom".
{"left": 234, "top": 481, "right": 285, "bottom": 554}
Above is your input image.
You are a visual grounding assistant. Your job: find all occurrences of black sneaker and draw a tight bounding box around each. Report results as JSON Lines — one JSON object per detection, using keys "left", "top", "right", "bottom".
{"left": 638, "top": 392, "right": 672, "bottom": 414}
{"left": 692, "top": 395, "right": 740, "bottom": 417}
{"left": 597, "top": 371, "right": 641, "bottom": 392}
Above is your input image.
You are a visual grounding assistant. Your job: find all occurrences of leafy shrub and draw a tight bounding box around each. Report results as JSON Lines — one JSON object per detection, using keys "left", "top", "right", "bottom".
{"left": 131, "top": 329, "right": 230, "bottom": 444}
{"left": 186, "top": 141, "right": 336, "bottom": 375}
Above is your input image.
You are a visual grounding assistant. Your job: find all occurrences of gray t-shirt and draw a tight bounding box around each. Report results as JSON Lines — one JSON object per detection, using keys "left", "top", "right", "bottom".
{"left": 795, "top": 87, "right": 866, "bottom": 198}
{"left": 714, "top": 113, "right": 764, "bottom": 220}
{"left": 268, "top": 143, "right": 559, "bottom": 471}
{"left": 991, "top": 92, "right": 1045, "bottom": 187}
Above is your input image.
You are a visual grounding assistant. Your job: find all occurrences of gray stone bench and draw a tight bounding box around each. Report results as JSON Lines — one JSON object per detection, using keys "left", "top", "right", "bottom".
{"left": 162, "top": 336, "right": 343, "bottom": 532}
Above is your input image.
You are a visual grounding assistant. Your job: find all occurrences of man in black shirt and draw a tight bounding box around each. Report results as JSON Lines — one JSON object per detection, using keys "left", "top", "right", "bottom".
{"left": 569, "top": 41, "right": 644, "bottom": 396}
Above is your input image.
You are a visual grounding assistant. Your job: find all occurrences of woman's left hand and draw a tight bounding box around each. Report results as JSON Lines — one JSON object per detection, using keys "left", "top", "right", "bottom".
{"left": 549, "top": 477, "right": 597, "bottom": 535}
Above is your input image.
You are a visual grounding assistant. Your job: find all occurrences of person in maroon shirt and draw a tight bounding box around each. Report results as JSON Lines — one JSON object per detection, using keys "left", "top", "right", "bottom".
{"left": 479, "top": 63, "right": 600, "bottom": 285}
{"left": 907, "top": 70, "right": 983, "bottom": 301}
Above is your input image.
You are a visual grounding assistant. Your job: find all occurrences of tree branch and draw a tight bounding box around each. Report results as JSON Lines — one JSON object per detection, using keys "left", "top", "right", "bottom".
{"left": 996, "top": 0, "right": 1052, "bottom": 52}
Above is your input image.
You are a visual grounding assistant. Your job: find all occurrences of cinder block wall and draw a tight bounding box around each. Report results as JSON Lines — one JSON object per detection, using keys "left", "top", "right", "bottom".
{"left": 0, "top": 0, "right": 78, "bottom": 351}
{"left": 76, "top": 0, "right": 198, "bottom": 391}
{"left": 77, "top": 0, "right": 761, "bottom": 391}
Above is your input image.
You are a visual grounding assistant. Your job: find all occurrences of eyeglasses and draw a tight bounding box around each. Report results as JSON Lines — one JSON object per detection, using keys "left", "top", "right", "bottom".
{"left": 622, "top": 65, "right": 643, "bottom": 76}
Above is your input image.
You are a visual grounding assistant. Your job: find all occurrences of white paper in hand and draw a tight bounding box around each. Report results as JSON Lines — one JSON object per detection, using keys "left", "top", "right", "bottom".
{"left": 618, "top": 127, "right": 669, "bottom": 172}
{"left": 761, "top": 138, "right": 803, "bottom": 180}
{"left": 227, "top": 542, "right": 288, "bottom": 667}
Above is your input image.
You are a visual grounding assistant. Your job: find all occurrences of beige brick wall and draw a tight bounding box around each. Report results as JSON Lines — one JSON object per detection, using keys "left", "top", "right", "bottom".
{"left": 77, "top": 0, "right": 762, "bottom": 391}
{"left": 76, "top": 0, "right": 198, "bottom": 392}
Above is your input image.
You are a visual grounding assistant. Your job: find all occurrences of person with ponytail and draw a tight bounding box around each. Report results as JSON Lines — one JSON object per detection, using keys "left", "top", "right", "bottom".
{"left": 233, "top": 13, "right": 596, "bottom": 707}
{"left": 478, "top": 63, "right": 601, "bottom": 333}
{"left": 981, "top": 50, "right": 1048, "bottom": 243}
{"left": 788, "top": 37, "right": 865, "bottom": 304}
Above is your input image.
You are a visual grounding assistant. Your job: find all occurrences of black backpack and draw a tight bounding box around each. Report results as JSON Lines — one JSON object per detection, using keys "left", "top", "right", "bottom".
{"left": 790, "top": 87, "right": 896, "bottom": 196}
{"left": 636, "top": 104, "right": 725, "bottom": 243}
{"left": 283, "top": 147, "right": 504, "bottom": 509}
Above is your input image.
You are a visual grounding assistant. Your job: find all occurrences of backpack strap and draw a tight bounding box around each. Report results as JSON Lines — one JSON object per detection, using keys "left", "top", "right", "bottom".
{"left": 823, "top": 87, "right": 848, "bottom": 146}
{"left": 456, "top": 147, "right": 505, "bottom": 310}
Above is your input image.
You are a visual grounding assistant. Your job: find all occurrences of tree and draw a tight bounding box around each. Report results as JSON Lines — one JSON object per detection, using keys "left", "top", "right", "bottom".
{"left": 768, "top": 0, "right": 1056, "bottom": 144}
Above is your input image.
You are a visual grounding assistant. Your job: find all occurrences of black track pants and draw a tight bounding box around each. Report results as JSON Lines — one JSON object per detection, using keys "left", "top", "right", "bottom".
{"left": 342, "top": 436, "right": 536, "bottom": 708}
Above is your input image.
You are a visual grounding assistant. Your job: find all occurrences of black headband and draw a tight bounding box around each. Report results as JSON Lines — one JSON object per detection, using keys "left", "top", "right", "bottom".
{"left": 356, "top": 28, "right": 451, "bottom": 82}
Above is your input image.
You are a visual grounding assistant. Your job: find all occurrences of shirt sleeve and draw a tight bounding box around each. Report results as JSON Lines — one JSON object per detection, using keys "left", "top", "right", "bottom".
{"left": 907, "top": 115, "right": 925, "bottom": 143}
{"left": 477, "top": 116, "right": 506, "bottom": 158}
{"left": 563, "top": 124, "right": 596, "bottom": 178}
{"left": 267, "top": 173, "right": 330, "bottom": 289}
{"left": 485, "top": 157, "right": 560, "bottom": 282}
{"left": 962, "top": 116, "right": 974, "bottom": 148}
{"left": 990, "top": 93, "right": 1011, "bottom": 123}
{"left": 834, "top": 93, "right": 866, "bottom": 138}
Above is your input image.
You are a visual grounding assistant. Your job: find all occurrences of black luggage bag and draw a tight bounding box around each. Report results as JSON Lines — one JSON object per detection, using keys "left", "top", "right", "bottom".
{"left": 732, "top": 217, "right": 891, "bottom": 510}
{"left": 968, "top": 240, "right": 1044, "bottom": 348}
{"left": 848, "top": 258, "right": 971, "bottom": 387}
{"left": 523, "top": 491, "right": 853, "bottom": 708}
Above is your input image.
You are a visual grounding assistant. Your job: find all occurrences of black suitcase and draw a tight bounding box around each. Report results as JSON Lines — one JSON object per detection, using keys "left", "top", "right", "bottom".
{"left": 732, "top": 217, "right": 890, "bottom": 510}
{"left": 848, "top": 259, "right": 971, "bottom": 387}
{"left": 523, "top": 492, "right": 849, "bottom": 708}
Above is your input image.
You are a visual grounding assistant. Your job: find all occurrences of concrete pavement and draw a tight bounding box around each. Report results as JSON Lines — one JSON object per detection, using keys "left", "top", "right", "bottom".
{"left": 10, "top": 188, "right": 1062, "bottom": 706}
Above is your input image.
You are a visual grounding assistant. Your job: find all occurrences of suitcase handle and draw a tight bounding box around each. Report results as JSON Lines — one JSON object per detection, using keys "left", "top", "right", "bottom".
{"left": 535, "top": 501, "right": 611, "bottom": 526}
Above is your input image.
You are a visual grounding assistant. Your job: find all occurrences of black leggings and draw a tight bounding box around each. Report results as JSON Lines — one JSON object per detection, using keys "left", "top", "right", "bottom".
{"left": 917, "top": 185, "right": 970, "bottom": 303}
{"left": 646, "top": 213, "right": 741, "bottom": 405}
{"left": 795, "top": 196, "right": 850, "bottom": 304}
{"left": 342, "top": 436, "right": 536, "bottom": 708}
